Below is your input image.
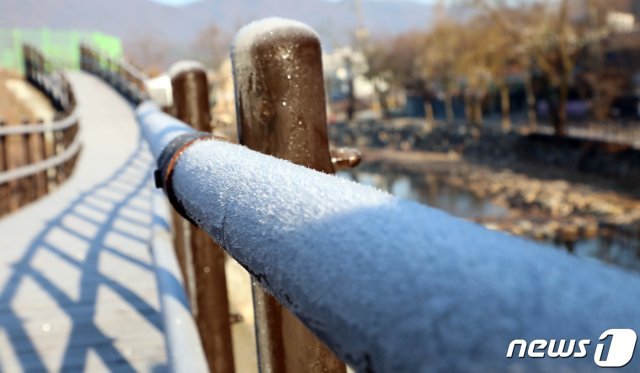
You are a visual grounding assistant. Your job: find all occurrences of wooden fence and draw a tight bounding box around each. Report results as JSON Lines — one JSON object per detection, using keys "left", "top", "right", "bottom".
{"left": 80, "top": 21, "right": 363, "bottom": 372}
{"left": 0, "top": 45, "right": 81, "bottom": 216}
{"left": 80, "top": 44, "right": 147, "bottom": 105}
{"left": 77, "top": 17, "right": 640, "bottom": 373}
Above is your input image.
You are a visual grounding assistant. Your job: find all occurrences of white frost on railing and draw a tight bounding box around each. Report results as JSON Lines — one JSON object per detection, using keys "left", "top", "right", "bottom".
{"left": 136, "top": 102, "right": 192, "bottom": 158}
{"left": 137, "top": 102, "right": 640, "bottom": 372}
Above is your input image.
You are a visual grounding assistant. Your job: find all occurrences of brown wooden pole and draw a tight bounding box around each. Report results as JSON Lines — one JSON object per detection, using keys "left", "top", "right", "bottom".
{"left": 38, "top": 128, "right": 49, "bottom": 196}
{"left": 5, "top": 118, "right": 24, "bottom": 212}
{"left": 62, "top": 127, "right": 71, "bottom": 179}
{"left": 67, "top": 138, "right": 80, "bottom": 178}
{"left": 171, "top": 212, "right": 190, "bottom": 295}
{"left": 44, "top": 121, "right": 56, "bottom": 190}
{"left": 6, "top": 125, "right": 19, "bottom": 212}
{"left": 19, "top": 119, "right": 32, "bottom": 206}
{"left": 54, "top": 126, "right": 65, "bottom": 184}
{"left": 170, "top": 61, "right": 235, "bottom": 373}
{"left": 23, "top": 131, "right": 35, "bottom": 203}
{"left": 0, "top": 119, "right": 7, "bottom": 215}
{"left": 63, "top": 121, "right": 80, "bottom": 179}
{"left": 28, "top": 119, "right": 46, "bottom": 199}
{"left": 231, "top": 19, "right": 345, "bottom": 373}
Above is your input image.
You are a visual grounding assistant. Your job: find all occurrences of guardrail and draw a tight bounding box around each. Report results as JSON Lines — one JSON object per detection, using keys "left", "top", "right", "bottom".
{"left": 80, "top": 44, "right": 217, "bottom": 372}
{"left": 84, "top": 18, "right": 640, "bottom": 373}
{"left": 80, "top": 43, "right": 148, "bottom": 105}
{"left": 0, "top": 45, "right": 81, "bottom": 216}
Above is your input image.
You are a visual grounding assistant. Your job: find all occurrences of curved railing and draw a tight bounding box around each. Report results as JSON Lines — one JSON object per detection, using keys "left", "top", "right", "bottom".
{"left": 80, "top": 18, "right": 640, "bottom": 373}
{"left": 79, "top": 45, "right": 211, "bottom": 373}
{"left": 80, "top": 44, "right": 148, "bottom": 105}
{"left": 138, "top": 99, "right": 640, "bottom": 373}
{"left": 0, "top": 45, "right": 81, "bottom": 216}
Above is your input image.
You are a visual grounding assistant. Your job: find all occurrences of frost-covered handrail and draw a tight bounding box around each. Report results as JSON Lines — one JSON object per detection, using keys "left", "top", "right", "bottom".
{"left": 137, "top": 101, "right": 640, "bottom": 372}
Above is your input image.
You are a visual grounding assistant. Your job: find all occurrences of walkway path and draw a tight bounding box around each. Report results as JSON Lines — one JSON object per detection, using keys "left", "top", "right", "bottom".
{"left": 0, "top": 72, "right": 167, "bottom": 372}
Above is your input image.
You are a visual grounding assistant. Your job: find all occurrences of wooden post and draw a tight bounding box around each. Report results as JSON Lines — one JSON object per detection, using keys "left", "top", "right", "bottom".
{"left": 171, "top": 214, "right": 189, "bottom": 293}
{"left": 44, "top": 121, "right": 56, "bottom": 190}
{"left": 39, "top": 127, "right": 49, "bottom": 196}
{"left": 3, "top": 118, "right": 24, "bottom": 211}
{"left": 54, "top": 124, "right": 65, "bottom": 184}
{"left": 22, "top": 129, "right": 34, "bottom": 204}
{"left": 66, "top": 121, "right": 80, "bottom": 179}
{"left": 62, "top": 125, "right": 73, "bottom": 179}
{"left": 17, "top": 118, "right": 32, "bottom": 206}
{"left": 170, "top": 61, "right": 235, "bottom": 373}
{"left": 231, "top": 19, "right": 345, "bottom": 373}
{"left": 0, "top": 119, "right": 7, "bottom": 215}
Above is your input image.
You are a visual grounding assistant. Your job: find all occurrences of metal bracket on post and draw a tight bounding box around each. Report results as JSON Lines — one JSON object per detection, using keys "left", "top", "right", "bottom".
{"left": 154, "top": 131, "right": 214, "bottom": 225}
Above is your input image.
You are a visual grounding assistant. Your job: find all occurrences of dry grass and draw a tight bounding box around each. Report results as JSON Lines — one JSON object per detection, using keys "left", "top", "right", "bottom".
{"left": 0, "top": 69, "right": 34, "bottom": 124}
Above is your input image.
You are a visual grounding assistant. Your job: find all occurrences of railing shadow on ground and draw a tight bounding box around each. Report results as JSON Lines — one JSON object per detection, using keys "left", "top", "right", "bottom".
{"left": 0, "top": 136, "right": 170, "bottom": 372}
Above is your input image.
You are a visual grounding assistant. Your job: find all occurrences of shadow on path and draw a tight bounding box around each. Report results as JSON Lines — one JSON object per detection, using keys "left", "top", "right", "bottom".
{"left": 0, "top": 136, "right": 165, "bottom": 371}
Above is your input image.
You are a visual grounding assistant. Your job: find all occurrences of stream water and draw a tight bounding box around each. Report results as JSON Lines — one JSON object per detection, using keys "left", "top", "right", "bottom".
{"left": 338, "top": 171, "right": 508, "bottom": 219}
{"left": 338, "top": 168, "right": 640, "bottom": 272}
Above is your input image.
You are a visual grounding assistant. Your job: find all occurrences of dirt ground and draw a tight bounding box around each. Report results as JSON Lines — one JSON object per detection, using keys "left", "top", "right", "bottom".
{"left": 0, "top": 69, "right": 56, "bottom": 123}
{"left": 0, "top": 70, "right": 34, "bottom": 123}
{"left": 361, "top": 148, "right": 640, "bottom": 246}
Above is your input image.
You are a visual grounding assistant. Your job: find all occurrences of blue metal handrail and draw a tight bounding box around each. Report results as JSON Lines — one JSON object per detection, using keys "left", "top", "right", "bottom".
{"left": 137, "top": 101, "right": 640, "bottom": 372}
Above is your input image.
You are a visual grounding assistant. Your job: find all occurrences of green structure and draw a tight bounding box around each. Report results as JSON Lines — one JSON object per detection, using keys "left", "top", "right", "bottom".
{"left": 0, "top": 29, "right": 122, "bottom": 73}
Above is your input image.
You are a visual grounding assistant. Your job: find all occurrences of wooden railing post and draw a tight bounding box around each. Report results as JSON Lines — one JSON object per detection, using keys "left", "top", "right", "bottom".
{"left": 36, "top": 121, "right": 49, "bottom": 197}
{"left": 44, "top": 123, "right": 56, "bottom": 190}
{"left": 64, "top": 120, "right": 80, "bottom": 180}
{"left": 0, "top": 119, "right": 7, "bottom": 215}
{"left": 53, "top": 126, "right": 65, "bottom": 184}
{"left": 16, "top": 118, "right": 31, "bottom": 206}
{"left": 21, "top": 124, "right": 35, "bottom": 204}
{"left": 231, "top": 18, "right": 345, "bottom": 373}
{"left": 170, "top": 61, "right": 235, "bottom": 373}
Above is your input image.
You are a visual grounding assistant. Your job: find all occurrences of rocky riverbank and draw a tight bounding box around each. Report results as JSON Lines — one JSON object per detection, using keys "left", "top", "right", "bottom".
{"left": 440, "top": 163, "right": 640, "bottom": 244}
{"left": 329, "top": 119, "right": 640, "bottom": 181}
{"left": 362, "top": 150, "right": 639, "bottom": 235}
{"left": 340, "top": 142, "right": 640, "bottom": 269}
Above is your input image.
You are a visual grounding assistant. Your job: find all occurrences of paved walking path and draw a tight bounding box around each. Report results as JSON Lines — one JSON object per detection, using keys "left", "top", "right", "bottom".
{"left": 0, "top": 72, "right": 167, "bottom": 372}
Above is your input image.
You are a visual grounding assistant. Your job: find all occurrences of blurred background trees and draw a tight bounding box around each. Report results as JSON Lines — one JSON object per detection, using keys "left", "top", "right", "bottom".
{"left": 85, "top": 0, "right": 640, "bottom": 138}
{"left": 353, "top": 0, "right": 640, "bottom": 136}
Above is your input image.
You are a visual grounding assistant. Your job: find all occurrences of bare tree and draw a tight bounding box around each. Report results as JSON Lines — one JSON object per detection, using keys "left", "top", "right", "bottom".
{"left": 418, "top": 20, "right": 469, "bottom": 125}
{"left": 124, "top": 35, "right": 170, "bottom": 74}
{"left": 364, "top": 32, "right": 425, "bottom": 119}
{"left": 192, "top": 25, "right": 231, "bottom": 70}
{"left": 470, "top": 0, "right": 579, "bottom": 136}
